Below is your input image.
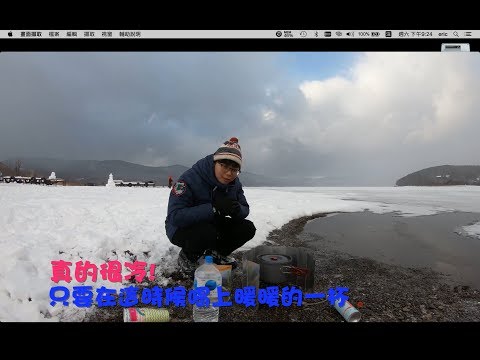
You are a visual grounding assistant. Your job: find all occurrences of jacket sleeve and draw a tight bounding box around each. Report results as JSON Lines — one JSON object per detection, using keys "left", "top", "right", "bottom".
{"left": 167, "top": 180, "right": 214, "bottom": 228}
{"left": 235, "top": 184, "right": 250, "bottom": 219}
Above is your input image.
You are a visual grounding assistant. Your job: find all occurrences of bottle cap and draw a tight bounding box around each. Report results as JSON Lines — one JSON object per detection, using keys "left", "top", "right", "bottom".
{"left": 205, "top": 255, "right": 213, "bottom": 264}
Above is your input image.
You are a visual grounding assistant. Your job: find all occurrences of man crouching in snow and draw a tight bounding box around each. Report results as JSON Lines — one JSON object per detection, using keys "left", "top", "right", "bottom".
{"left": 165, "top": 137, "right": 256, "bottom": 275}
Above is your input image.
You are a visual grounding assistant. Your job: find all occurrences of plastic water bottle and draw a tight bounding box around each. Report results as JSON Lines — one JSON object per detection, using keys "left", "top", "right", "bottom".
{"left": 193, "top": 255, "right": 222, "bottom": 322}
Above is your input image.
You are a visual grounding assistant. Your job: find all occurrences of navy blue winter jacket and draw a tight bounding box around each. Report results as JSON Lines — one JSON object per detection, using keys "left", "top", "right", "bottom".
{"left": 165, "top": 154, "right": 250, "bottom": 241}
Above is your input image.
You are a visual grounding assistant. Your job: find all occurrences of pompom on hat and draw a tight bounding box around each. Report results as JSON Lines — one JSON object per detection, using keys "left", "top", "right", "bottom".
{"left": 213, "top": 137, "right": 242, "bottom": 169}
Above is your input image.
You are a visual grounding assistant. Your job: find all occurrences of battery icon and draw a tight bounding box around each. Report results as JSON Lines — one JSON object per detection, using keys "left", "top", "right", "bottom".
{"left": 324, "top": 31, "right": 331, "bottom": 37}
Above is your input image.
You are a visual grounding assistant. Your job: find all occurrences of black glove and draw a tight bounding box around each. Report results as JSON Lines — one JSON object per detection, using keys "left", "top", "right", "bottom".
{"left": 230, "top": 200, "right": 241, "bottom": 217}
{"left": 213, "top": 196, "right": 235, "bottom": 217}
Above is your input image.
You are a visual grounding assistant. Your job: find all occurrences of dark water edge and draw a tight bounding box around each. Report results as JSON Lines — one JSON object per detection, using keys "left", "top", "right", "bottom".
{"left": 85, "top": 211, "right": 480, "bottom": 322}
{"left": 301, "top": 210, "right": 480, "bottom": 289}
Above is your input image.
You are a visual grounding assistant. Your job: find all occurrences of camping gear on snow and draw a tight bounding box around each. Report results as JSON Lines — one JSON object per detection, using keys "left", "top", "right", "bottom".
{"left": 242, "top": 245, "right": 314, "bottom": 291}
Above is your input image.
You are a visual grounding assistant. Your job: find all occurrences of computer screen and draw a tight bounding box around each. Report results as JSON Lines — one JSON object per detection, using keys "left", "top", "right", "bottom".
{"left": 1, "top": 29, "right": 479, "bottom": 335}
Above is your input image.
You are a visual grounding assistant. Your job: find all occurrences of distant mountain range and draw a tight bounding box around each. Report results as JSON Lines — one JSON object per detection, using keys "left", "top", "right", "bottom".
{"left": 0, "top": 158, "right": 312, "bottom": 187}
{"left": 396, "top": 165, "right": 480, "bottom": 186}
{"left": 4, "top": 159, "right": 480, "bottom": 187}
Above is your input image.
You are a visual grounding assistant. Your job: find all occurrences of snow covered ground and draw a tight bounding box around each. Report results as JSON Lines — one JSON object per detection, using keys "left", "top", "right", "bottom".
{"left": 1, "top": 183, "right": 480, "bottom": 321}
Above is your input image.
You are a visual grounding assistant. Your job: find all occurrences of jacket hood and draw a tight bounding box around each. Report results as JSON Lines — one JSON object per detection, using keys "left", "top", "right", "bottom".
{"left": 191, "top": 154, "right": 237, "bottom": 189}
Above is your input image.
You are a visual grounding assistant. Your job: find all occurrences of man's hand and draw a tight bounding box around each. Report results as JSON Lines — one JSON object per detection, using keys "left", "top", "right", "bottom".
{"left": 230, "top": 200, "right": 241, "bottom": 217}
{"left": 213, "top": 196, "right": 237, "bottom": 217}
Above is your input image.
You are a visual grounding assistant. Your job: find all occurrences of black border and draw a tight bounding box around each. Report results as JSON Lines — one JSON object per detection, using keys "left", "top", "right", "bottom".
{"left": 1, "top": 22, "right": 480, "bottom": 345}
{"left": 1, "top": 321, "right": 479, "bottom": 349}
{"left": 1, "top": 38, "right": 479, "bottom": 52}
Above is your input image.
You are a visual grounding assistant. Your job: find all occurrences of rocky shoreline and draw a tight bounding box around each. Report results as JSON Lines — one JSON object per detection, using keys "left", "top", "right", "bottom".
{"left": 86, "top": 212, "right": 480, "bottom": 323}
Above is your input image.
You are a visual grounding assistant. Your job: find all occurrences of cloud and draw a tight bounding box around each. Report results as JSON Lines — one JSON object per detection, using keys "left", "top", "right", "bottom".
{"left": 277, "top": 52, "right": 480, "bottom": 183}
{"left": 299, "top": 53, "right": 480, "bottom": 150}
{"left": 1, "top": 52, "right": 479, "bottom": 185}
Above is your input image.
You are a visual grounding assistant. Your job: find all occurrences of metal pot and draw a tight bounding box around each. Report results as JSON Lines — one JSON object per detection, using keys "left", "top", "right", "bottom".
{"left": 256, "top": 253, "right": 293, "bottom": 284}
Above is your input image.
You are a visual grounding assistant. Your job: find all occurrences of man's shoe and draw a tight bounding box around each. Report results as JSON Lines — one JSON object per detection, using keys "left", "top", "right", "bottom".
{"left": 209, "top": 250, "right": 238, "bottom": 269}
{"left": 177, "top": 250, "right": 202, "bottom": 275}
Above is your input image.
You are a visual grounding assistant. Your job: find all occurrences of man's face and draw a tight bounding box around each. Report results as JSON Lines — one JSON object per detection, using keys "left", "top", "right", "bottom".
{"left": 214, "top": 160, "right": 240, "bottom": 185}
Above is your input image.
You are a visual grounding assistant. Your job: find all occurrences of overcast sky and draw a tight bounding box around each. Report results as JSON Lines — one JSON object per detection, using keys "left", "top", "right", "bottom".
{"left": 1, "top": 52, "right": 479, "bottom": 185}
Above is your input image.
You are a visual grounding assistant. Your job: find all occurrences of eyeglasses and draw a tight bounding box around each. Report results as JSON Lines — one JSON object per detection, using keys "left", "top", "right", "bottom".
{"left": 218, "top": 162, "right": 241, "bottom": 175}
